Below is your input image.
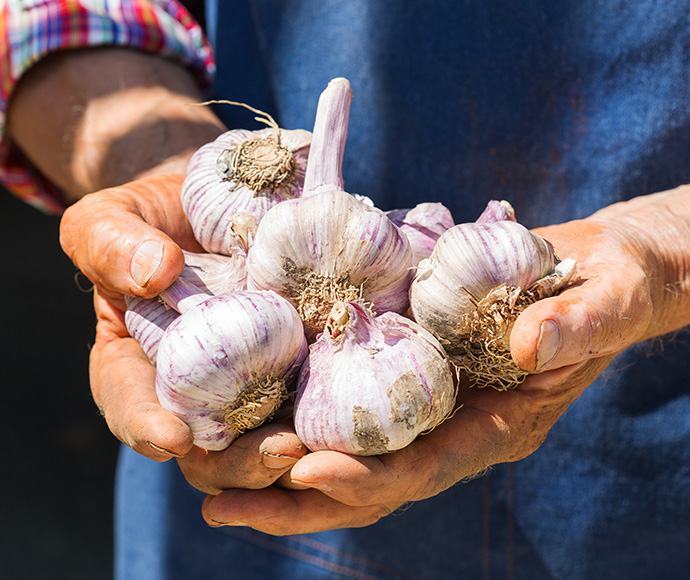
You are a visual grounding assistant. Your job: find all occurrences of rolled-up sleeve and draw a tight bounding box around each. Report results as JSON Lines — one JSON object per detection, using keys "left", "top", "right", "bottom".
{"left": 0, "top": 0, "right": 215, "bottom": 213}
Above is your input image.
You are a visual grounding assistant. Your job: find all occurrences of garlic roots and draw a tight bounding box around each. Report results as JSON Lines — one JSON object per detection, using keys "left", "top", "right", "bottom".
{"left": 294, "top": 302, "right": 456, "bottom": 455}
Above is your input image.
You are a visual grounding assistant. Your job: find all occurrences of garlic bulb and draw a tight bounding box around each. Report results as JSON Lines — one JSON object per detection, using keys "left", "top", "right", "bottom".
{"left": 246, "top": 189, "right": 413, "bottom": 339}
{"left": 246, "top": 79, "right": 413, "bottom": 338}
{"left": 125, "top": 250, "right": 247, "bottom": 363}
{"left": 156, "top": 290, "right": 308, "bottom": 451}
{"left": 387, "top": 202, "right": 455, "bottom": 267}
{"left": 410, "top": 214, "right": 575, "bottom": 390}
{"left": 182, "top": 108, "right": 311, "bottom": 254}
{"left": 294, "top": 302, "right": 456, "bottom": 455}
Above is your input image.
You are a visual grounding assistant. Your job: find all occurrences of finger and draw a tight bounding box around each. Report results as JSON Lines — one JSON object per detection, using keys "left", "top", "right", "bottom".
{"left": 511, "top": 225, "right": 653, "bottom": 372}
{"left": 177, "top": 423, "right": 308, "bottom": 495}
{"left": 90, "top": 290, "right": 194, "bottom": 460}
{"left": 202, "top": 487, "right": 396, "bottom": 535}
{"left": 287, "top": 443, "right": 438, "bottom": 507}
{"left": 59, "top": 173, "right": 202, "bottom": 298}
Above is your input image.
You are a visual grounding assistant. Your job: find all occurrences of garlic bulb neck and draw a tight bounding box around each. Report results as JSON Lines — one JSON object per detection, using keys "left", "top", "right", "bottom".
{"left": 303, "top": 77, "right": 352, "bottom": 196}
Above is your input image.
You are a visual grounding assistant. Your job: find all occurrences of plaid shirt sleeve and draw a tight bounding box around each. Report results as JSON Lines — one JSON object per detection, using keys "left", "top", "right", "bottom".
{"left": 0, "top": 0, "right": 215, "bottom": 214}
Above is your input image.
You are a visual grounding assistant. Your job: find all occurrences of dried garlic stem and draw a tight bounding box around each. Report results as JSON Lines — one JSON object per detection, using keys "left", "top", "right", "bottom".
{"left": 303, "top": 77, "right": 353, "bottom": 196}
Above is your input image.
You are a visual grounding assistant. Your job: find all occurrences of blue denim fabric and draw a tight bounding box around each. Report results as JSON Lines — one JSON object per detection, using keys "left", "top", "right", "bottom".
{"left": 116, "top": 1, "right": 690, "bottom": 578}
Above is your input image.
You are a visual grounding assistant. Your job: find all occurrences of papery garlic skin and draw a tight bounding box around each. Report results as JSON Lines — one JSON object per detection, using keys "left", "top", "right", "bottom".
{"left": 410, "top": 219, "right": 574, "bottom": 390}
{"left": 179, "top": 250, "right": 247, "bottom": 297}
{"left": 246, "top": 189, "right": 414, "bottom": 338}
{"left": 125, "top": 250, "right": 247, "bottom": 363}
{"left": 125, "top": 295, "right": 179, "bottom": 364}
{"left": 294, "top": 302, "right": 456, "bottom": 456}
{"left": 182, "top": 127, "right": 311, "bottom": 254}
{"left": 156, "top": 290, "right": 308, "bottom": 451}
{"left": 387, "top": 202, "right": 455, "bottom": 267}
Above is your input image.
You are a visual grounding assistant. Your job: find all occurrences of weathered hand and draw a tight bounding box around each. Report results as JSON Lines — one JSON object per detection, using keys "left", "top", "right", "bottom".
{"left": 60, "top": 174, "right": 305, "bottom": 490}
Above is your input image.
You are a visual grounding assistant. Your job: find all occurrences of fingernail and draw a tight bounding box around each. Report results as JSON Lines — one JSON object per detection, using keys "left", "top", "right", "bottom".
{"left": 210, "top": 519, "right": 247, "bottom": 528}
{"left": 146, "top": 440, "right": 184, "bottom": 458}
{"left": 130, "top": 240, "right": 164, "bottom": 288}
{"left": 536, "top": 320, "right": 561, "bottom": 370}
{"left": 261, "top": 452, "right": 299, "bottom": 470}
{"left": 291, "top": 480, "right": 334, "bottom": 493}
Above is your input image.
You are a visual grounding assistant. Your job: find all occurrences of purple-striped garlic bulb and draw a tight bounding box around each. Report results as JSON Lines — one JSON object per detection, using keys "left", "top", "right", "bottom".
{"left": 294, "top": 302, "right": 456, "bottom": 455}
{"left": 387, "top": 202, "right": 455, "bottom": 267}
{"left": 155, "top": 289, "right": 308, "bottom": 451}
{"left": 410, "top": 203, "right": 575, "bottom": 390}
{"left": 182, "top": 104, "right": 311, "bottom": 254}
{"left": 246, "top": 78, "right": 413, "bottom": 339}
{"left": 246, "top": 190, "right": 413, "bottom": 340}
{"left": 125, "top": 250, "right": 247, "bottom": 363}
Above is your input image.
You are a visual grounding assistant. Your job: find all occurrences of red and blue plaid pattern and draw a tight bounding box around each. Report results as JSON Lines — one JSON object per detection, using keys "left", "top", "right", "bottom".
{"left": 0, "top": 0, "right": 214, "bottom": 214}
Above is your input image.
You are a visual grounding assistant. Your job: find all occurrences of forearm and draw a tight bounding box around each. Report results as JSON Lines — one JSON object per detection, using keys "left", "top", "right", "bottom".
{"left": 7, "top": 47, "right": 225, "bottom": 203}
{"left": 588, "top": 184, "right": 690, "bottom": 339}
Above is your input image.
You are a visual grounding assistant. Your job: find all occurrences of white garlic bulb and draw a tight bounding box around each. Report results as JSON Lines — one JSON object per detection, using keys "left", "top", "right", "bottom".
{"left": 294, "top": 302, "right": 456, "bottom": 455}
{"left": 246, "top": 189, "right": 413, "bottom": 339}
{"left": 156, "top": 290, "right": 308, "bottom": 451}
{"left": 182, "top": 123, "right": 311, "bottom": 254}
{"left": 387, "top": 202, "right": 455, "bottom": 267}
{"left": 410, "top": 218, "right": 575, "bottom": 390}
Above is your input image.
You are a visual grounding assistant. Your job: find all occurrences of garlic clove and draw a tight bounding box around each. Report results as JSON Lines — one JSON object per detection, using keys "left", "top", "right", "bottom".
{"left": 409, "top": 216, "right": 575, "bottom": 390}
{"left": 182, "top": 127, "right": 311, "bottom": 255}
{"left": 155, "top": 290, "right": 308, "bottom": 451}
{"left": 246, "top": 189, "right": 414, "bottom": 339}
{"left": 294, "top": 301, "right": 456, "bottom": 456}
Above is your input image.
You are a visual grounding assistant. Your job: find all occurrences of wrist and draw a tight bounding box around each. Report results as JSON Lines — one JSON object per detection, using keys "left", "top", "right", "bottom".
{"left": 8, "top": 47, "right": 225, "bottom": 202}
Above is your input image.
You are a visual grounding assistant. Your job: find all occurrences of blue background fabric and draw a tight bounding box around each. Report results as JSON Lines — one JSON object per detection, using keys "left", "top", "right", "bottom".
{"left": 117, "top": 1, "right": 690, "bottom": 578}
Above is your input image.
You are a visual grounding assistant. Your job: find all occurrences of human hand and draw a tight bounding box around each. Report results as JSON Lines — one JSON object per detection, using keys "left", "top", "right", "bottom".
{"left": 202, "top": 190, "right": 690, "bottom": 534}
{"left": 60, "top": 174, "right": 306, "bottom": 490}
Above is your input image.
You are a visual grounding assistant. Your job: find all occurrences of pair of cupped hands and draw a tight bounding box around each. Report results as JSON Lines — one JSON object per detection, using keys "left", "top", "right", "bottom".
{"left": 60, "top": 172, "right": 673, "bottom": 536}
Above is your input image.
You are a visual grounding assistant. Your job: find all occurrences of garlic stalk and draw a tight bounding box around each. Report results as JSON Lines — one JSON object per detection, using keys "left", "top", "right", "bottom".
{"left": 246, "top": 79, "right": 413, "bottom": 338}
{"left": 387, "top": 202, "right": 455, "bottom": 267}
{"left": 294, "top": 302, "right": 456, "bottom": 455}
{"left": 410, "top": 205, "right": 575, "bottom": 390}
{"left": 181, "top": 104, "right": 311, "bottom": 254}
{"left": 155, "top": 289, "right": 308, "bottom": 451}
{"left": 125, "top": 250, "right": 247, "bottom": 363}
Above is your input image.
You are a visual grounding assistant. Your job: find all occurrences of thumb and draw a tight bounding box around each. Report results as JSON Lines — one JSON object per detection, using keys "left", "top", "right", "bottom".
{"left": 511, "top": 260, "right": 653, "bottom": 372}
{"left": 59, "top": 174, "right": 200, "bottom": 298}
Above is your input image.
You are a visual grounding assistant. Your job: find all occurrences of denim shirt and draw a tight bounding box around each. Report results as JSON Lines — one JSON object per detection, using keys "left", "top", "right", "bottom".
{"left": 116, "top": 1, "right": 690, "bottom": 578}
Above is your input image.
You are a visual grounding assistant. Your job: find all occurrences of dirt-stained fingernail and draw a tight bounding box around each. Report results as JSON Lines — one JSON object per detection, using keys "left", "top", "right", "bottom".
{"left": 130, "top": 239, "right": 165, "bottom": 288}
{"left": 535, "top": 319, "right": 561, "bottom": 370}
{"left": 261, "top": 451, "right": 300, "bottom": 470}
{"left": 291, "top": 480, "right": 334, "bottom": 493}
